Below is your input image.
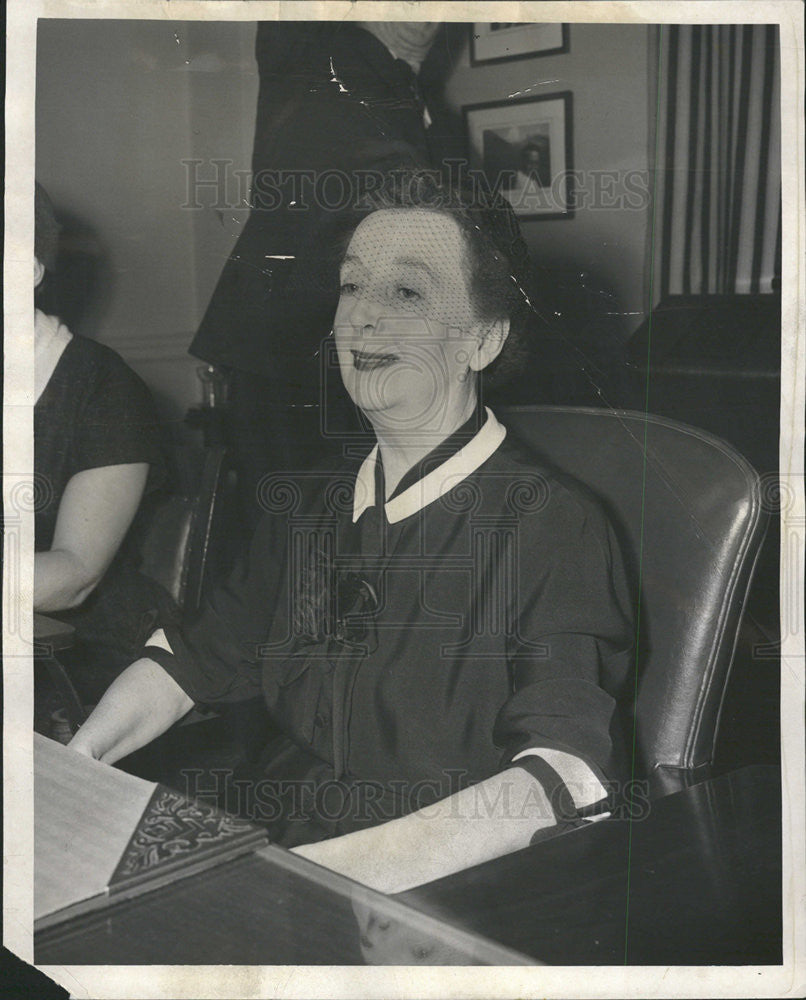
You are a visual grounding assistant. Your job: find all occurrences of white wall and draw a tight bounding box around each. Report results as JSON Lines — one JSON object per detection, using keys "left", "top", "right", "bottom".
{"left": 441, "top": 23, "right": 653, "bottom": 342}
{"left": 36, "top": 19, "right": 258, "bottom": 426}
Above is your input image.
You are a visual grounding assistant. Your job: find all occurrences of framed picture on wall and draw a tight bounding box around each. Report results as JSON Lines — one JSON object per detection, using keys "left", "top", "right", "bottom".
{"left": 463, "top": 92, "right": 574, "bottom": 220}
{"left": 470, "top": 22, "right": 569, "bottom": 65}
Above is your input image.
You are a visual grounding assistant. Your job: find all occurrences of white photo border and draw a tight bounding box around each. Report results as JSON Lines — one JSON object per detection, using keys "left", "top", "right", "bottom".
{"left": 4, "top": 1, "right": 804, "bottom": 998}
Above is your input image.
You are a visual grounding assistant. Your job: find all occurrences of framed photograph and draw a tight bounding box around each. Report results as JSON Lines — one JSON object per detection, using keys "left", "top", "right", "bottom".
{"left": 470, "top": 22, "right": 569, "bottom": 65}
{"left": 463, "top": 92, "right": 574, "bottom": 220}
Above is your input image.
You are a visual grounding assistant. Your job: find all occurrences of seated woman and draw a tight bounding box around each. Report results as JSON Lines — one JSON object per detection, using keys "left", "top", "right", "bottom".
{"left": 69, "top": 172, "right": 635, "bottom": 893}
{"left": 34, "top": 182, "right": 171, "bottom": 704}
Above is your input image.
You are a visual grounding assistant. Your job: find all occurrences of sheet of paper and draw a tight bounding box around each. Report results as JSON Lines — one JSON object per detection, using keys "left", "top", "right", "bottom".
{"left": 34, "top": 733, "right": 156, "bottom": 922}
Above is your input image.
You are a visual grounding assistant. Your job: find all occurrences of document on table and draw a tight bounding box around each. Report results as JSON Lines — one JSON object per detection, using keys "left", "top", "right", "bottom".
{"left": 34, "top": 733, "right": 157, "bottom": 925}
{"left": 34, "top": 733, "right": 268, "bottom": 930}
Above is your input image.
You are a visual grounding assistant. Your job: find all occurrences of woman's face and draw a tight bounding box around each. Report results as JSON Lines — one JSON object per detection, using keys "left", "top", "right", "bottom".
{"left": 334, "top": 209, "right": 504, "bottom": 433}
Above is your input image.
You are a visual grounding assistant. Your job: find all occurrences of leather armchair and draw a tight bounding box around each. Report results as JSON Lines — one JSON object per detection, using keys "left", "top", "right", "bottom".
{"left": 138, "top": 446, "right": 234, "bottom": 617}
{"left": 499, "top": 405, "right": 768, "bottom": 794}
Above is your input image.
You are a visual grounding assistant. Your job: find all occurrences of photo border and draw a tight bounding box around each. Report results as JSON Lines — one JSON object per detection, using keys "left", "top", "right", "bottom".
{"left": 3, "top": 1, "right": 804, "bottom": 998}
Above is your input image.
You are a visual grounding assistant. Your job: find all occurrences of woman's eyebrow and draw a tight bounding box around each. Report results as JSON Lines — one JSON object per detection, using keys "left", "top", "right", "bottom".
{"left": 341, "top": 253, "right": 365, "bottom": 268}
{"left": 393, "top": 257, "right": 439, "bottom": 282}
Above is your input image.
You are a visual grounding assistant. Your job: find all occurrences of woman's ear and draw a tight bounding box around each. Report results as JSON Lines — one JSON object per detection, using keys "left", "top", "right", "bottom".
{"left": 468, "top": 317, "right": 510, "bottom": 373}
{"left": 34, "top": 257, "right": 46, "bottom": 289}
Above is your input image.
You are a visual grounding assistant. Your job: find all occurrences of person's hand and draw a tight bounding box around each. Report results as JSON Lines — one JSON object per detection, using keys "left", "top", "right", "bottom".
{"left": 67, "top": 727, "right": 98, "bottom": 759}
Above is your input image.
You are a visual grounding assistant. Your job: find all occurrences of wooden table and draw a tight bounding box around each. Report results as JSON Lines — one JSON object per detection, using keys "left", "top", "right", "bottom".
{"left": 403, "top": 764, "right": 783, "bottom": 965}
{"left": 33, "top": 613, "right": 86, "bottom": 733}
{"left": 33, "top": 612, "right": 76, "bottom": 652}
{"left": 34, "top": 746, "right": 780, "bottom": 966}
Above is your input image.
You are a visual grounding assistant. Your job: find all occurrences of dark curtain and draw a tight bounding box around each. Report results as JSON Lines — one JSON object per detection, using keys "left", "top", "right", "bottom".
{"left": 651, "top": 24, "right": 781, "bottom": 297}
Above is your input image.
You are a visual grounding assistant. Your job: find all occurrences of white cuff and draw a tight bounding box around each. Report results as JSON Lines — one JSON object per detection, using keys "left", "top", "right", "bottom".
{"left": 512, "top": 747, "right": 610, "bottom": 818}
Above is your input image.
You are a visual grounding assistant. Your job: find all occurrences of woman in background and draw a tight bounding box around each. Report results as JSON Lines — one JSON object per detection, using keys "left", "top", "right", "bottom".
{"left": 34, "top": 182, "right": 172, "bottom": 704}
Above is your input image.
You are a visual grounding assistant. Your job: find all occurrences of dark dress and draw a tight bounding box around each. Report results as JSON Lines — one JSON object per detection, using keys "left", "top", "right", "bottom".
{"left": 146, "top": 408, "right": 635, "bottom": 846}
{"left": 35, "top": 334, "right": 172, "bottom": 700}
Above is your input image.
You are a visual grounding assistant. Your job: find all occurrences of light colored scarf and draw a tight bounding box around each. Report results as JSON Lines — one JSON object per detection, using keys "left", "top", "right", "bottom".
{"left": 34, "top": 308, "right": 72, "bottom": 404}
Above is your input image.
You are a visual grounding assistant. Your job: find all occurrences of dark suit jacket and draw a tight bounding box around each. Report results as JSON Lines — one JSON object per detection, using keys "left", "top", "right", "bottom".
{"left": 190, "top": 22, "right": 432, "bottom": 398}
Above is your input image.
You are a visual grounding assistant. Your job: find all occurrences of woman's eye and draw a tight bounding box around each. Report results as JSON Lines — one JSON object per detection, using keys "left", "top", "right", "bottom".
{"left": 340, "top": 282, "right": 358, "bottom": 296}
{"left": 396, "top": 286, "right": 421, "bottom": 302}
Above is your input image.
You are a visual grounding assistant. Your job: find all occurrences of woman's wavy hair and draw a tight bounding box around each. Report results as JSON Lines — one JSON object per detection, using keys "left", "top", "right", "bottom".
{"left": 324, "top": 168, "right": 541, "bottom": 389}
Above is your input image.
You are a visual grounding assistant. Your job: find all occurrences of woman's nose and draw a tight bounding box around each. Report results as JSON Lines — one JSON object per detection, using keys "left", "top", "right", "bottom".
{"left": 348, "top": 292, "right": 383, "bottom": 334}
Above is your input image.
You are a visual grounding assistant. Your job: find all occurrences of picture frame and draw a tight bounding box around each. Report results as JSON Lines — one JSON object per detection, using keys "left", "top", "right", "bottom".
{"left": 469, "top": 22, "right": 569, "bottom": 65}
{"left": 463, "top": 92, "right": 574, "bottom": 220}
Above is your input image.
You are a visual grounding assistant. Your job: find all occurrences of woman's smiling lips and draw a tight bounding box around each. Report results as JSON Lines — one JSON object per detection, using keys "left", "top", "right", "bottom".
{"left": 351, "top": 349, "right": 400, "bottom": 371}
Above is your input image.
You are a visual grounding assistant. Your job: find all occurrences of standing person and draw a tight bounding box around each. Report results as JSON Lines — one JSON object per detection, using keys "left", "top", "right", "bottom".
{"left": 191, "top": 21, "right": 439, "bottom": 529}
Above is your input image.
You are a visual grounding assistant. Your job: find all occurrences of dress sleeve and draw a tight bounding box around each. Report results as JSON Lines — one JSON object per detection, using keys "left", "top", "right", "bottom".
{"left": 73, "top": 348, "right": 166, "bottom": 488}
{"left": 493, "top": 482, "right": 635, "bottom": 810}
{"left": 145, "top": 512, "right": 288, "bottom": 706}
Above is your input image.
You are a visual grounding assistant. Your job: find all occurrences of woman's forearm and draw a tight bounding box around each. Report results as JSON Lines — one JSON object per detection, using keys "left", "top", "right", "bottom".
{"left": 35, "top": 462, "right": 150, "bottom": 613}
{"left": 35, "top": 549, "right": 100, "bottom": 612}
{"left": 68, "top": 658, "right": 194, "bottom": 764}
{"left": 291, "top": 766, "right": 555, "bottom": 894}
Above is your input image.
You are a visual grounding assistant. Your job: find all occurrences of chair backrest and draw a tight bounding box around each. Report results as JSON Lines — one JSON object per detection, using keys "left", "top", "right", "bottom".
{"left": 137, "top": 494, "right": 194, "bottom": 608}
{"left": 499, "top": 405, "right": 767, "bottom": 782}
{"left": 139, "top": 446, "right": 234, "bottom": 616}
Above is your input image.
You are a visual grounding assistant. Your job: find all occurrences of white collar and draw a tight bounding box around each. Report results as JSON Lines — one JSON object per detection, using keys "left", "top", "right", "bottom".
{"left": 352, "top": 407, "right": 507, "bottom": 524}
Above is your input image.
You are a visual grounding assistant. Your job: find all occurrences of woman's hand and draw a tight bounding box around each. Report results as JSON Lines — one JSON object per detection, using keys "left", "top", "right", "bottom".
{"left": 35, "top": 462, "right": 149, "bottom": 613}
